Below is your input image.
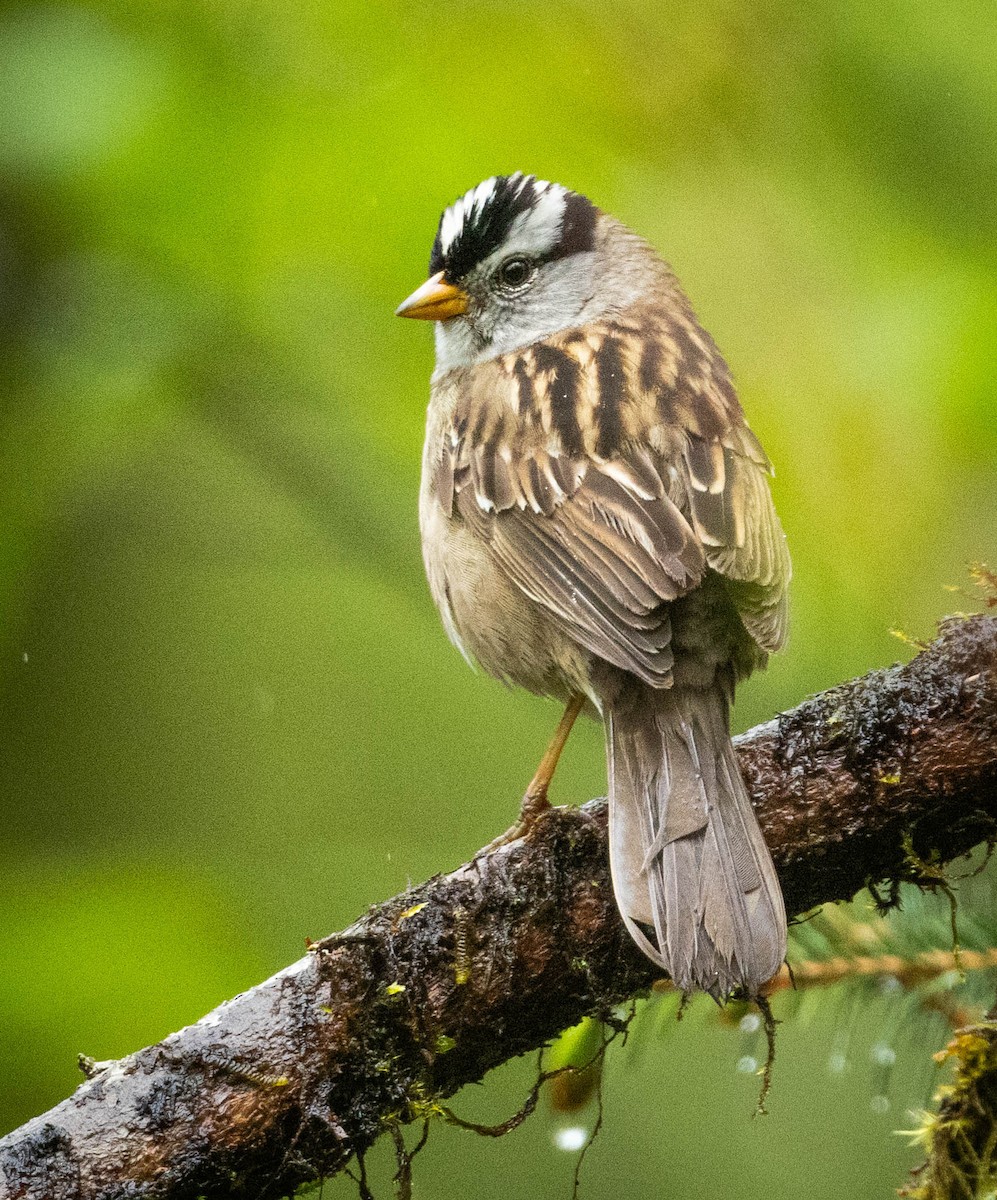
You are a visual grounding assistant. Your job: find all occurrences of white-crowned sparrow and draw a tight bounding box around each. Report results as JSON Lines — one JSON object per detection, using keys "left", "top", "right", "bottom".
{"left": 397, "top": 173, "right": 791, "bottom": 999}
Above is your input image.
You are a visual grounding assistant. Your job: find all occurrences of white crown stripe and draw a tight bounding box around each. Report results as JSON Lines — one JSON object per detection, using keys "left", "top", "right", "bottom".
{"left": 438, "top": 173, "right": 571, "bottom": 261}
{"left": 439, "top": 175, "right": 501, "bottom": 254}
{"left": 506, "top": 185, "right": 569, "bottom": 259}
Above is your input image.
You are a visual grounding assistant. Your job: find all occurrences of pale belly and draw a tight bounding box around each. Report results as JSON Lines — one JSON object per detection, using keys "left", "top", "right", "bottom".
{"left": 418, "top": 478, "right": 595, "bottom": 706}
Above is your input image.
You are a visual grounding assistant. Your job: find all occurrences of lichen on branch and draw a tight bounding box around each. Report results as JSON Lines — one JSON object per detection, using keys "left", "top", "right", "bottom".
{"left": 0, "top": 614, "right": 995, "bottom": 1200}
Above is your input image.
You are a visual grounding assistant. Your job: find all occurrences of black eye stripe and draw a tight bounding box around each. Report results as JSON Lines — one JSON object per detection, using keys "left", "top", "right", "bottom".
{"left": 551, "top": 190, "right": 598, "bottom": 261}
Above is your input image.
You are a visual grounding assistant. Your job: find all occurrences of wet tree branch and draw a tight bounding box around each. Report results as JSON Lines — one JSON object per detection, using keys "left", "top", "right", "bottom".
{"left": 1, "top": 614, "right": 996, "bottom": 1200}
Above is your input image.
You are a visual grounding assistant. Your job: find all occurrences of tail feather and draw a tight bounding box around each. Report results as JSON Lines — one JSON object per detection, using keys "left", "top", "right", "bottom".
{"left": 606, "top": 682, "right": 786, "bottom": 998}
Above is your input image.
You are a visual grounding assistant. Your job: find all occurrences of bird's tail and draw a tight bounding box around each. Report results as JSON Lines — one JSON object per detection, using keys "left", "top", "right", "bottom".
{"left": 605, "top": 681, "right": 786, "bottom": 998}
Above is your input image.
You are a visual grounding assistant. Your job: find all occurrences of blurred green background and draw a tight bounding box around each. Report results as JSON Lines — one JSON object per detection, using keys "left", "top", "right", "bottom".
{"left": 1, "top": 0, "right": 995, "bottom": 1195}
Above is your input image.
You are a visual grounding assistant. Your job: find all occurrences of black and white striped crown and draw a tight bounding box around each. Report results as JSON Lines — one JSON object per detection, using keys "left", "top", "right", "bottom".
{"left": 429, "top": 173, "right": 597, "bottom": 282}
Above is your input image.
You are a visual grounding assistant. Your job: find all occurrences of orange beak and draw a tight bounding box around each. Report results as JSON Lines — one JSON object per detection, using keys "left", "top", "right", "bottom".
{"left": 395, "top": 271, "right": 469, "bottom": 321}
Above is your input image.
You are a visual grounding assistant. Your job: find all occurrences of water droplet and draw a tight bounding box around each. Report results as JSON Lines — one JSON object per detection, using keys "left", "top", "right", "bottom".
{"left": 879, "top": 975, "right": 902, "bottom": 995}
{"left": 739, "top": 1013, "right": 761, "bottom": 1034}
{"left": 827, "top": 1051, "right": 848, "bottom": 1075}
{"left": 555, "top": 1126, "right": 589, "bottom": 1152}
{"left": 870, "top": 1095, "right": 890, "bottom": 1114}
{"left": 871, "top": 1043, "right": 896, "bottom": 1067}
{"left": 737, "top": 1055, "right": 758, "bottom": 1074}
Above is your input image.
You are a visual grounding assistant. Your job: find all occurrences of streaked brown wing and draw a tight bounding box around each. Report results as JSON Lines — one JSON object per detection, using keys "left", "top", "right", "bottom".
{"left": 458, "top": 464, "right": 705, "bottom": 685}
{"left": 680, "top": 425, "right": 791, "bottom": 653}
{"left": 435, "top": 314, "right": 790, "bottom": 682}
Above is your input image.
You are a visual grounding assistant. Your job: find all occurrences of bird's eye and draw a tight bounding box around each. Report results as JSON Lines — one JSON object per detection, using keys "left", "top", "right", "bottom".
{"left": 496, "top": 257, "right": 534, "bottom": 289}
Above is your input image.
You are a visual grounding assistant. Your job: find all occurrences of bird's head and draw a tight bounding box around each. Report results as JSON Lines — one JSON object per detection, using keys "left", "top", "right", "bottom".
{"left": 396, "top": 174, "right": 650, "bottom": 370}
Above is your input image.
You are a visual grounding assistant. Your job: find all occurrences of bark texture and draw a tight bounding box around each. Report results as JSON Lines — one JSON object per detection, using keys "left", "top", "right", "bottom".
{"left": 1, "top": 614, "right": 996, "bottom": 1200}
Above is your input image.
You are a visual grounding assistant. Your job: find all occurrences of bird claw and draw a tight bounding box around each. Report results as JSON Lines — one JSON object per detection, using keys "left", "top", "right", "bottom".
{"left": 475, "top": 789, "right": 552, "bottom": 859}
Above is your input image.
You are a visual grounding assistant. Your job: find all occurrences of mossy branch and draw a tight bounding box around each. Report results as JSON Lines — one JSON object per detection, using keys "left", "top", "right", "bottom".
{"left": 1, "top": 614, "right": 996, "bottom": 1200}
{"left": 901, "top": 1010, "right": 997, "bottom": 1199}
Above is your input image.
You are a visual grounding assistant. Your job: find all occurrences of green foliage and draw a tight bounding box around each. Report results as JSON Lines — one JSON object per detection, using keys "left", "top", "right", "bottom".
{"left": 1, "top": 1, "right": 996, "bottom": 1197}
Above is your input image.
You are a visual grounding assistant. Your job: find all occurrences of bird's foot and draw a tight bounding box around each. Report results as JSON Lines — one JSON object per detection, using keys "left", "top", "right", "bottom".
{"left": 476, "top": 788, "right": 551, "bottom": 858}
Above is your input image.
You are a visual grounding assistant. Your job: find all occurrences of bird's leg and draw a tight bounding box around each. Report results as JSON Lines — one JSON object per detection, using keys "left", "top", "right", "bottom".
{"left": 480, "top": 693, "right": 585, "bottom": 855}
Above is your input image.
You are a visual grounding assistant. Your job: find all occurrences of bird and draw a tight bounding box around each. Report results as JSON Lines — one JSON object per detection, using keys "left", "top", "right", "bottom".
{"left": 396, "top": 173, "right": 791, "bottom": 999}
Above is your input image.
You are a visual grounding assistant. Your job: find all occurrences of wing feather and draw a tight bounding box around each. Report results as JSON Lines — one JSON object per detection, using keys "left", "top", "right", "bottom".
{"left": 434, "top": 317, "right": 790, "bottom": 679}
